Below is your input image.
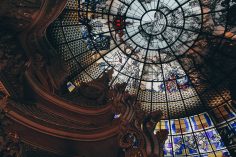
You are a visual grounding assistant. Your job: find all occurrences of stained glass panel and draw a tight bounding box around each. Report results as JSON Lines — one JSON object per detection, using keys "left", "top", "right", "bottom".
{"left": 47, "top": 0, "right": 236, "bottom": 156}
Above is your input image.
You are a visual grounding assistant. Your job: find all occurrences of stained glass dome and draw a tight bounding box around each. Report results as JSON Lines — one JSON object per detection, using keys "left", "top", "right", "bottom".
{"left": 47, "top": 0, "right": 236, "bottom": 156}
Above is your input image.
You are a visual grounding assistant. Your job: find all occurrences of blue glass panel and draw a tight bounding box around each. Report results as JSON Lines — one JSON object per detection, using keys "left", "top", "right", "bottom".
{"left": 173, "top": 136, "right": 186, "bottom": 155}
{"left": 190, "top": 116, "right": 198, "bottom": 131}
{"left": 165, "top": 120, "right": 170, "bottom": 132}
{"left": 180, "top": 118, "right": 190, "bottom": 133}
{"left": 171, "top": 120, "right": 177, "bottom": 135}
{"left": 203, "top": 113, "right": 212, "bottom": 127}
{"left": 183, "top": 118, "right": 191, "bottom": 133}
{"left": 194, "top": 131, "right": 212, "bottom": 153}
{"left": 164, "top": 136, "right": 173, "bottom": 156}
{"left": 206, "top": 129, "right": 225, "bottom": 150}
{"left": 230, "top": 121, "right": 236, "bottom": 132}
{"left": 183, "top": 134, "right": 198, "bottom": 155}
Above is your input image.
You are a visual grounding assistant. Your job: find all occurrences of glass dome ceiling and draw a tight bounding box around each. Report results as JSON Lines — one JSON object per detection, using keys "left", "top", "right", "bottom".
{"left": 47, "top": 0, "right": 236, "bottom": 156}
{"left": 48, "top": 0, "right": 236, "bottom": 118}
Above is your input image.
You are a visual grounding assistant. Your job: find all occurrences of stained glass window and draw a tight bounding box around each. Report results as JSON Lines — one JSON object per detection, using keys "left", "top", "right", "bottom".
{"left": 47, "top": 0, "right": 236, "bottom": 117}
{"left": 47, "top": 0, "right": 236, "bottom": 156}
{"left": 155, "top": 113, "right": 231, "bottom": 156}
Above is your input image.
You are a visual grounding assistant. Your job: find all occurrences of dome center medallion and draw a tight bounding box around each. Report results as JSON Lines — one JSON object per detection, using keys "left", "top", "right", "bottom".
{"left": 141, "top": 10, "right": 167, "bottom": 35}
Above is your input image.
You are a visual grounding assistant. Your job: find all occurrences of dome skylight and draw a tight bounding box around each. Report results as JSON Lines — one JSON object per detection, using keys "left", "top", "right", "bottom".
{"left": 47, "top": 0, "right": 236, "bottom": 155}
